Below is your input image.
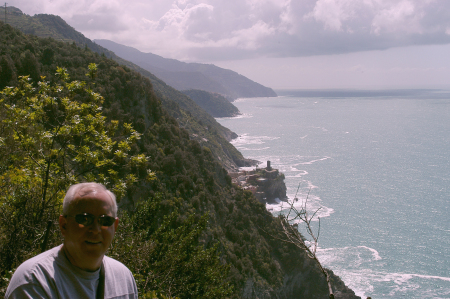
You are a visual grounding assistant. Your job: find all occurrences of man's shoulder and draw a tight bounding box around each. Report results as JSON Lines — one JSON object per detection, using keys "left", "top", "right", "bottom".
{"left": 103, "top": 255, "right": 133, "bottom": 274}
{"left": 13, "top": 245, "right": 61, "bottom": 278}
{"left": 102, "top": 256, "right": 138, "bottom": 298}
{"left": 5, "top": 246, "right": 62, "bottom": 298}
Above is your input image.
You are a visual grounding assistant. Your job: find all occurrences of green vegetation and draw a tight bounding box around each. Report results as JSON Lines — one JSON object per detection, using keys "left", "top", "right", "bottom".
{"left": 0, "top": 19, "right": 358, "bottom": 299}
{"left": 94, "top": 39, "right": 278, "bottom": 100}
{"left": 0, "top": 65, "right": 147, "bottom": 273}
{"left": 182, "top": 89, "right": 240, "bottom": 118}
{"left": 0, "top": 7, "right": 75, "bottom": 42}
{"left": 0, "top": 6, "right": 248, "bottom": 171}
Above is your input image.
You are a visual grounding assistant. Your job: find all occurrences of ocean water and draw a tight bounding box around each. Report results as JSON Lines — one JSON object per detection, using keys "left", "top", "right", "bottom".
{"left": 216, "top": 90, "right": 450, "bottom": 299}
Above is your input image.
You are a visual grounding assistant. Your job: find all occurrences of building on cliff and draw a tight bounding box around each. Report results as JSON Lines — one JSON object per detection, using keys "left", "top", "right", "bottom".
{"left": 229, "top": 161, "right": 287, "bottom": 204}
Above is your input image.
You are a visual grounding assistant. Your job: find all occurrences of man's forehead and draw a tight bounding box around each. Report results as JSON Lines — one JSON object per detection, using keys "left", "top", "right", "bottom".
{"left": 70, "top": 191, "right": 113, "bottom": 209}
{"left": 75, "top": 187, "right": 104, "bottom": 198}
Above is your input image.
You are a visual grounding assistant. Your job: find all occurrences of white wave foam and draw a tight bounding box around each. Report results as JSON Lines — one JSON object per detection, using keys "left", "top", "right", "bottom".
{"left": 315, "top": 246, "right": 385, "bottom": 298}
{"left": 317, "top": 245, "right": 382, "bottom": 266}
{"left": 353, "top": 270, "right": 450, "bottom": 298}
{"left": 285, "top": 171, "right": 309, "bottom": 178}
{"left": 363, "top": 246, "right": 382, "bottom": 261}
{"left": 316, "top": 245, "right": 450, "bottom": 298}
{"left": 234, "top": 113, "right": 253, "bottom": 119}
{"left": 215, "top": 112, "right": 253, "bottom": 120}
{"left": 237, "top": 147, "right": 271, "bottom": 151}
{"left": 297, "top": 156, "right": 331, "bottom": 165}
{"left": 311, "top": 126, "right": 329, "bottom": 132}
{"left": 232, "top": 97, "right": 251, "bottom": 103}
{"left": 267, "top": 187, "right": 334, "bottom": 220}
{"left": 390, "top": 273, "right": 450, "bottom": 283}
{"left": 230, "top": 134, "right": 280, "bottom": 146}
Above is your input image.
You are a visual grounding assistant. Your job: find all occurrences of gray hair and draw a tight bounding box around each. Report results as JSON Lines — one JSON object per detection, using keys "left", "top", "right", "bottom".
{"left": 62, "top": 182, "right": 118, "bottom": 217}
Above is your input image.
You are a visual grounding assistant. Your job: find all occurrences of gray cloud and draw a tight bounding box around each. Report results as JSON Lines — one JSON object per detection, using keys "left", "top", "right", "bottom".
{"left": 146, "top": 0, "right": 450, "bottom": 60}
{"left": 70, "top": 13, "right": 128, "bottom": 32}
{"left": 11, "top": 0, "right": 450, "bottom": 61}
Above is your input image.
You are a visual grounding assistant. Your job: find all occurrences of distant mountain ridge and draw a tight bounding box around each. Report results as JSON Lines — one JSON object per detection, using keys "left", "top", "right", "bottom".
{"left": 182, "top": 89, "right": 240, "bottom": 118}
{"left": 0, "top": 6, "right": 254, "bottom": 171}
{"left": 0, "top": 9, "right": 361, "bottom": 299}
{"left": 94, "top": 39, "right": 277, "bottom": 100}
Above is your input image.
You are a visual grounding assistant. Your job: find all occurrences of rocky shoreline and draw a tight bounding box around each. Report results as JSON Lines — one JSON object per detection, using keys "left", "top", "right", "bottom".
{"left": 230, "top": 162, "right": 363, "bottom": 299}
{"left": 229, "top": 161, "right": 288, "bottom": 205}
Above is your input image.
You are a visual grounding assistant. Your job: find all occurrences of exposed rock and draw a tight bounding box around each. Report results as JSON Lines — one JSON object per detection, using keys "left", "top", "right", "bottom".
{"left": 230, "top": 161, "right": 287, "bottom": 204}
{"left": 241, "top": 267, "right": 361, "bottom": 299}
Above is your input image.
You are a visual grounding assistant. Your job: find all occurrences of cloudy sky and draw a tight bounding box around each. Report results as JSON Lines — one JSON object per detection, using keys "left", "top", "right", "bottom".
{"left": 11, "top": 0, "right": 450, "bottom": 89}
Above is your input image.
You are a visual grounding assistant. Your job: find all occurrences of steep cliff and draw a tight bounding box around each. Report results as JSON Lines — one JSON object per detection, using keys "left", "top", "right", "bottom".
{"left": 231, "top": 166, "right": 288, "bottom": 205}
{"left": 0, "top": 15, "right": 361, "bottom": 299}
{"left": 0, "top": 6, "right": 249, "bottom": 171}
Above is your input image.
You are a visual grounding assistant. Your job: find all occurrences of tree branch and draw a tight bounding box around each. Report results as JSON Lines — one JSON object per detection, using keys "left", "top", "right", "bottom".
{"left": 277, "top": 183, "right": 334, "bottom": 298}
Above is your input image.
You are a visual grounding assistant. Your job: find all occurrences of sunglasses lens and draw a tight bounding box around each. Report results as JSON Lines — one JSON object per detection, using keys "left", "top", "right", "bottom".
{"left": 99, "top": 215, "right": 116, "bottom": 227}
{"left": 75, "top": 213, "right": 94, "bottom": 226}
{"left": 72, "top": 213, "right": 115, "bottom": 227}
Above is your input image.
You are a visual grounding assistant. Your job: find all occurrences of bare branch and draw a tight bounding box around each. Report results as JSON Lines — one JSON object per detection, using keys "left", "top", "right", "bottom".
{"left": 276, "top": 182, "right": 334, "bottom": 298}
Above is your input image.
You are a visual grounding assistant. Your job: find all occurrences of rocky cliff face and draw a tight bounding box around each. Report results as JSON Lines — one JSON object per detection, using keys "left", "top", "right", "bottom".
{"left": 230, "top": 166, "right": 362, "bottom": 299}
{"left": 1, "top": 13, "right": 362, "bottom": 298}
{"left": 273, "top": 268, "right": 361, "bottom": 299}
{"left": 240, "top": 256, "right": 361, "bottom": 299}
{"left": 230, "top": 165, "right": 288, "bottom": 205}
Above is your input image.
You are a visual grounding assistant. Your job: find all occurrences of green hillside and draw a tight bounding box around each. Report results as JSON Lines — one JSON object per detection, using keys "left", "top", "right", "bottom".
{"left": 0, "top": 6, "right": 74, "bottom": 42}
{"left": 0, "top": 6, "right": 249, "bottom": 171}
{"left": 95, "top": 39, "right": 278, "bottom": 100}
{"left": 0, "top": 15, "right": 359, "bottom": 299}
{"left": 182, "top": 89, "right": 240, "bottom": 118}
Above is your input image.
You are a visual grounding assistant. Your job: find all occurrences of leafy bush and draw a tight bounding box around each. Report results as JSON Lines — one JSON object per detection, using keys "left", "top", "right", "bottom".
{"left": 0, "top": 21, "right": 350, "bottom": 298}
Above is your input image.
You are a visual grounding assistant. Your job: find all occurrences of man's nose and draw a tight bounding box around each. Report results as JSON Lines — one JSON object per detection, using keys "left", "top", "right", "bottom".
{"left": 89, "top": 219, "right": 102, "bottom": 233}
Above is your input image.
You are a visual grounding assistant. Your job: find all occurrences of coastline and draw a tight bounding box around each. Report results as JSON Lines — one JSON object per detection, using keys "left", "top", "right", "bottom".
{"left": 216, "top": 94, "right": 450, "bottom": 298}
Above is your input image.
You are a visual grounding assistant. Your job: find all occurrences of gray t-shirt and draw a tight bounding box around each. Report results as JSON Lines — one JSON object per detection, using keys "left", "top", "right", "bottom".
{"left": 5, "top": 245, "right": 138, "bottom": 299}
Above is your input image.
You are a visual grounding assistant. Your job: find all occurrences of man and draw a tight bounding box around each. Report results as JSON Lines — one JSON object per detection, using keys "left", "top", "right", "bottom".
{"left": 5, "top": 182, "right": 138, "bottom": 298}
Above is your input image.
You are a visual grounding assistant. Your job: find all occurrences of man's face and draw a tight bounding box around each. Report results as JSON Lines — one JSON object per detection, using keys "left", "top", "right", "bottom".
{"left": 59, "top": 191, "right": 118, "bottom": 271}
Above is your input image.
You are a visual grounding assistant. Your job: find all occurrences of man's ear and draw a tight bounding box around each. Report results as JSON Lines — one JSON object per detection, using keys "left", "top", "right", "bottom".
{"left": 114, "top": 218, "right": 119, "bottom": 231}
{"left": 59, "top": 215, "right": 67, "bottom": 236}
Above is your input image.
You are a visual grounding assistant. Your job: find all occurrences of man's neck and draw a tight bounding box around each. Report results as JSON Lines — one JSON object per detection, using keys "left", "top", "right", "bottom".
{"left": 61, "top": 245, "right": 103, "bottom": 272}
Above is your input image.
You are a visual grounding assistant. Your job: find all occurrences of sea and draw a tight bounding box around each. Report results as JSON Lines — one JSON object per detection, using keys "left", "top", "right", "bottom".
{"left": 216, "top": 89, "right": 450, "bottom": 299}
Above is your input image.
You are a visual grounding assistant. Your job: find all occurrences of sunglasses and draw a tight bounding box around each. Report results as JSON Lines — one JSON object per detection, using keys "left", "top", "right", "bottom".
{"left": 65, "top": 213, "right": 116, "bottom": 227}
